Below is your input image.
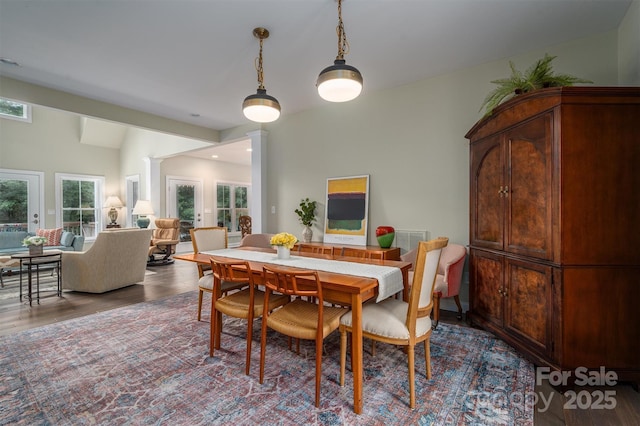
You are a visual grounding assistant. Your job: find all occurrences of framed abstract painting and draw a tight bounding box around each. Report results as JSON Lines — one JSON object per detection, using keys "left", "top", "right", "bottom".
{"left": 323, "top": 175, "right": 369, "bottom": 246}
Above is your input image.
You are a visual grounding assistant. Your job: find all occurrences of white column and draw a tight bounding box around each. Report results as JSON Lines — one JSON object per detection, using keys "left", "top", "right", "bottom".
{"left": 143, "top": 157, "right": 163, "bottom": 218}
{"left": 247, "top": 130, "right": 267, "bottom": 233}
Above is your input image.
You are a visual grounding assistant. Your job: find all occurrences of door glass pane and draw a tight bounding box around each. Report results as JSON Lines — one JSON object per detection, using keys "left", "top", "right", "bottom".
{"left": 0, "top": 179, "right": 28, "bottom": 232}
{"left": 176, "top": 184, "right": 195, "bottom": 242}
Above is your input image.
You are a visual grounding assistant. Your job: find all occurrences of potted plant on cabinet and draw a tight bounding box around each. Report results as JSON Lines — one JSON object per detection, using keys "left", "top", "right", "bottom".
{"left": 479, "top": 53, "right": 592, "bottom": 117}
{"left": 294, "top": 198, "right": 317, "bottom": 243}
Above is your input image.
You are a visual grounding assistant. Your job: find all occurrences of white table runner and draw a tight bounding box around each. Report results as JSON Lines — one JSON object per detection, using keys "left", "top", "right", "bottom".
{"left": 202, "top": 248, "right": 404, "bottom": 302}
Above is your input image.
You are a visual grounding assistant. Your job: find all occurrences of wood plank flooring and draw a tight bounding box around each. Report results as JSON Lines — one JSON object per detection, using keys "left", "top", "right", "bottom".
{"left": 1, "top": 260, "right": 637, "bottom": 425}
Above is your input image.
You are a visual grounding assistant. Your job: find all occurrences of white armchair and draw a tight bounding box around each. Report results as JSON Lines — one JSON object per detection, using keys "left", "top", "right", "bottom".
{"left": 62, "top": 229, "right": 152, "bottom": 293}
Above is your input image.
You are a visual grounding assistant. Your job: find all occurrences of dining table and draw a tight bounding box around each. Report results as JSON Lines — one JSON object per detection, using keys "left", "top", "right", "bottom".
{"left": 174, "top": 246, "right": 411, "bottom": 414}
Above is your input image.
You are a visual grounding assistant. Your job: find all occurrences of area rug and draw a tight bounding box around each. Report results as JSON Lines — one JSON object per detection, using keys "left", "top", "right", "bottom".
{"left": 0, "top": 291, "right": 534, "bottom": 425}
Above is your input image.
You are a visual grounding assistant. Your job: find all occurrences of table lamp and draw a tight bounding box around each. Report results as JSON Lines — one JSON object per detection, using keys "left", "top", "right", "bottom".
{"left": 132, "top": 200, "right": 154, "bottom": 228}
{"left": 104, "top": 196, "right": 124, "bottom": 226}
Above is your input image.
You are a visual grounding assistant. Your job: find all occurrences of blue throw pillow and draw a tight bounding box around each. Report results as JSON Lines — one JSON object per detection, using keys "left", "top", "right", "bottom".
{"left": 60, "top": 231, "right": 75, "bottom": 247}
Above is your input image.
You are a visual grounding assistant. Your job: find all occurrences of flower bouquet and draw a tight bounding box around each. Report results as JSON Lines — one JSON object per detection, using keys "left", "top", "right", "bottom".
{"left": 23, "top": 235, "right": 48, "bottom": 255}
{"left": 270, "top": 232, "right": 297, "bottom": 259}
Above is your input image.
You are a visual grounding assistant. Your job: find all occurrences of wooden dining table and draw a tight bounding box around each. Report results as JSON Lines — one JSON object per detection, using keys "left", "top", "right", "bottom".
{"left": 174, "top": 247, "right": 411, "bottom": 414}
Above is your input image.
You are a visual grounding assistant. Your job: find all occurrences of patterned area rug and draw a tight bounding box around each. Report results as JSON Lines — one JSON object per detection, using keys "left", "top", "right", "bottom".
{"left": 0, "top": 291, "right": 534, "bottom": 425}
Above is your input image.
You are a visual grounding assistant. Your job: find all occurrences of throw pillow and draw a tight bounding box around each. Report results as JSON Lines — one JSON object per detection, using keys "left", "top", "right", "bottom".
{"left": 60, "top": 231, "right": 75, "bottom": 247}
{"left": 36, "top": 228, "right": 63, "bottom": 246}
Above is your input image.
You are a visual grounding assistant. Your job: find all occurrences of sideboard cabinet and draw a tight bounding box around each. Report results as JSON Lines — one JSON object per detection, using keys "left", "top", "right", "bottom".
{"left": 466, "top": 87, "right": 639, "bottom": 383}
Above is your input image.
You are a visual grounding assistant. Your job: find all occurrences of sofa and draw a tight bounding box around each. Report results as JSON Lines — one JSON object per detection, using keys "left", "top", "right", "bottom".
{"left": 62, "top": 228, "right": 152, "bottom": 293}
{"left": 0, "top": 230, "right": 84, "bottom": 255}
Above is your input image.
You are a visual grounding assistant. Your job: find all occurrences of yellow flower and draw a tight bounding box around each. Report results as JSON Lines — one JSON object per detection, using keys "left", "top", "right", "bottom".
{"left": 270, "top": 232, "right": 297, "bottom": 249}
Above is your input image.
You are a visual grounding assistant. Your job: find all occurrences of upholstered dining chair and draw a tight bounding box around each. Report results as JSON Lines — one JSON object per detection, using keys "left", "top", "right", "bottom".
{"left": 400, "top": 242, "right": 467, "bottom": 328}
{"left": 238, "top": 233, "right": 275, "bottom": 249}
{"left": 259, "top": 265, "right": 348, "bottom": 407}
{"left": 339, "top": 237, "right": 448, "bottom": 409}
{"left": 238, "top": 215, "right": 252, "bottom": 238}
{"left": 208, "top": 257, "right": 288, "bottom": 374}
{"left": 190, "top": 226, "right": 230, "bottom": 321}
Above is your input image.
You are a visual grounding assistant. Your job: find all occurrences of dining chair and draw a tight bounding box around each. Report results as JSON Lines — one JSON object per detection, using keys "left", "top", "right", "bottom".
{"left": 238, "top": 233, "right": 275, "bottom": 249}
{"left": 239, "top": 215, "right": 252, "bottom": 238}
{"left": 209, "top": 257, "right": 288, "bottom": 374}
{"left": 259, "top": 264, "right": 348, "bottom": 407}
{"left": 341, "top": 247, "right": 383, "bottom": 260}
{"left": 190, "top": 226, "right": 232, "bottom": 321}
{"left": 339, "top": 237, "right": 448, "bottom": 409}
{"left": 432, "top": 243, "right": 467, "bottom": 328}
{"left": 297, "top": 243, "right": 333, "bottom": 256}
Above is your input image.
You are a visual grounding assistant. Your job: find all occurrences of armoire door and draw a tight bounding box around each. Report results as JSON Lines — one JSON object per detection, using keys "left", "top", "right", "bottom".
{"left": 470, "top": 134, "right": 504, "bottom": 251}
{"left": 504, "top": 113, "right": 554, "bottom": 261}
{"left": 470, "top": 249, "right": 504, "bottom": 328}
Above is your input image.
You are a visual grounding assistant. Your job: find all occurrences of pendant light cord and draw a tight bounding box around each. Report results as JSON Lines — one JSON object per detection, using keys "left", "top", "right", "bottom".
{"left": 335, "top": 0, "right": 350, "bottom": 60}
{"left": 255, "top": 36, "right": 265, "bottom": 90}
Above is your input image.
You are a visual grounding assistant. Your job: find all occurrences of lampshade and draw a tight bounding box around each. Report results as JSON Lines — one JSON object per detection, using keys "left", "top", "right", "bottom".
{"left": 316, "top": 0, "right": 363, "bottom": 103}
{"left": 243, "top": 27, "right": 281, "bottom": 123}
{"left": 132, "top": 200, "right": 154, "bottom": 216}
{"left": 132, "top": 200, "right": 154, "bottom": 229}
{"left": 242, "top": 89, "right": 281, "bottom": 123}
{"left": 104, "top": 195, "right": 123, "bottom": 208}
{"left": 317, "top": 60, "right": 363, "bottom": 102}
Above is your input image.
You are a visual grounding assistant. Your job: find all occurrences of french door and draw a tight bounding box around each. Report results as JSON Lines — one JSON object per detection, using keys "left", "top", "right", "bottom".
{"left": 166, "top": 176, "right": 203, "bottom": 243}
{"left": 0, "top": 169, "right": 44, "bottom": 233}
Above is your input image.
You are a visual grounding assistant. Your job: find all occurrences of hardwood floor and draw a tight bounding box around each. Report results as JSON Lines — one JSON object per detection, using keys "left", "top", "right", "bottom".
{"left": 1, "top": 260, "right": 637, "bottom": 425}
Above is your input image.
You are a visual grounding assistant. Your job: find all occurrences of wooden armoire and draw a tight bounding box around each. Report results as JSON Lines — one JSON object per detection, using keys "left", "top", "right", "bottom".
{"left": 465, "top": 87, "right": 639, "bottom": 383}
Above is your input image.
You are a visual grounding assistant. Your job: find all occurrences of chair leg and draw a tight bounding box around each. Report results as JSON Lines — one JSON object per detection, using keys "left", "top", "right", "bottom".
{"left": 197, "top": 290, "right": 204, "bottom": 321}
{"left": 371, "top": 340, "right": 376, "bottom": 356}
{"left": 245, "top": 316, "right": 253, "bottom": 376}
{"left": 339, "top": 326, "right": 347, "bottom": 386}
{"left": 408, "top": 344, "right": 415, "bottom": 409}
{"left": 210, "top": 302, "right": 218, "bottom": 357}
{"left": 454, "top": 295, "right": 463, "bottom": 320}
{"left": 315, "top": 335, "right": 322, "bottom": 407}
{"left": 259, "top": 312, "right": 268, "bottom": 385}
{"left": 432, "top": 293, "right": 441, "bottom": 329}
{"left": 424, "top": 338, "right": 432, "bottom": 379}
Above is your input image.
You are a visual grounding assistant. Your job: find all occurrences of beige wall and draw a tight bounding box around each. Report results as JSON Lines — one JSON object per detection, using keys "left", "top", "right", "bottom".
{"left": 159, "top": 155, "right": 250, "bottom": 228}
{"left": 0, "top": 107, "right": 121, "bottom": 228}
{"left": 618, "top": 0, "right": 640, "bottom": 85}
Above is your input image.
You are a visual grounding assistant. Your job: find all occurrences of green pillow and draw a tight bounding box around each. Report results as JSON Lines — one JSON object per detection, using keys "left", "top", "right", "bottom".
{"left": 60, "top": 231, "right": 75, "bottom": 247}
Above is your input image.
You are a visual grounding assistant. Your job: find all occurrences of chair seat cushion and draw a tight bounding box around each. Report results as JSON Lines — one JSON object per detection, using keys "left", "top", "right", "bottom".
{"left": 216, "top": 289, "right": 288, "bottom": 317}
{"left": 198, "top": 275, "right": 247, "bottom": 292}
{"left": 341, "top": 298, "right": 432, "bottom": 340}
{"left": 267, "top": 299, "right": 347, "bottom": 340}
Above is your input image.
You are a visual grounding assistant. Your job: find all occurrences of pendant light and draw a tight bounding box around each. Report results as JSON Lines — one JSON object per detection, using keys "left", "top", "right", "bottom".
{"left": 243, "top": 27, "right": 281, "bottom": 123}
{"left": 316, "top": 0, "right": 363, "bottom": 102}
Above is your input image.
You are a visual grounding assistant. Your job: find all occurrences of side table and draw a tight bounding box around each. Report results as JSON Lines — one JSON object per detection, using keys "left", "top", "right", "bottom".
{"left": 11, "top": 250, "right": 63, "bottom": 306}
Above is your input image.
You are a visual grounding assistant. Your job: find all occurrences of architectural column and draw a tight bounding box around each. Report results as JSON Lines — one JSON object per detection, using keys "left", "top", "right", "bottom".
{"left": 247, "top": 130, "right": 267, "bottom": 233}
{"left": 143, "top": 157, "right": 163, "bottom": 218}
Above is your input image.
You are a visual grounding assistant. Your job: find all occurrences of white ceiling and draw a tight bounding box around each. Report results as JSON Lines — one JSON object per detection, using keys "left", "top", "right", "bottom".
{"left": 0, "top": 0, "right": 632, "bottom": 135}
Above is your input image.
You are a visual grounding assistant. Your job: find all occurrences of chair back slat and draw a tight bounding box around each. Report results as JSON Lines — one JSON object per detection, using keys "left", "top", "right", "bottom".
{"left": 210, "top": 257, "right": 252, "bottom": 286}
{"left": 262, "top": 265, "right": 321, "bottom": 300}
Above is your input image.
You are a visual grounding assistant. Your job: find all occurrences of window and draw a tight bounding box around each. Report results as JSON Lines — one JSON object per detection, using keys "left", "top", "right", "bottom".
{"left": 56, "top": 173, "right": 104, "bottom": 239}
{"left": 0, "top": 97, "right": 31, "bottom": 122}
{"left": 216, "top": 182, "right": 250, "bottom": 234}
